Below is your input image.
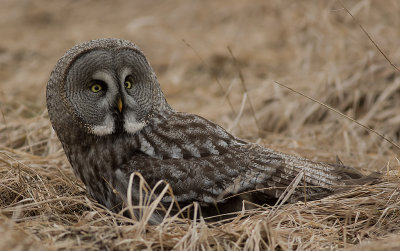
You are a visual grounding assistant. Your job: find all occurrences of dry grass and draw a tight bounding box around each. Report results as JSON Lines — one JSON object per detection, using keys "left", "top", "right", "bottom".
{"left": 1, "top": 0, "right": 400, "bottom": 250}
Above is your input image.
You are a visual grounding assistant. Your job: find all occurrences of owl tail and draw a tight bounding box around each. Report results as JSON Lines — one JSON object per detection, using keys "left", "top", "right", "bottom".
{"left": 237, "top": 147, "right": 382, "bottom": 206}
{"left": 267, "top": 151, "right": 381, "bottom": 204}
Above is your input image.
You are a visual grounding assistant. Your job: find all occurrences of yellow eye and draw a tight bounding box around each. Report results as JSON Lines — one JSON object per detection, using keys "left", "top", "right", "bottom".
{"left": 124, "top": 80, "right": 132, "bottom": 89}
{"left": 90, "top": 83, "right": 102, "bottom": 93}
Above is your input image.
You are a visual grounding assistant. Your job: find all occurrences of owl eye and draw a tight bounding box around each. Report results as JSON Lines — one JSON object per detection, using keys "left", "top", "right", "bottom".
{"left": 90, "top": 83, "right": 103, "bottom": 93}
{"left": 124, "top": 80, "right": 132, "bottom": 89}
{"left": 124, "top": 76, "right": 134, "bottom": 89}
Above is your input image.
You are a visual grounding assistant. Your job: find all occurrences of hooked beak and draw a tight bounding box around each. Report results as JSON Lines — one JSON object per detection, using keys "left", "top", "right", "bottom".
{"left": 117, "top": 97, "right": 123, "bottom": 113}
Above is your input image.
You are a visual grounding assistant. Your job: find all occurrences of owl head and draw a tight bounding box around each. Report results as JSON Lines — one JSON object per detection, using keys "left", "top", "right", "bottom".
{"left": 46, "top": 38, "right": 170, "bottom": 141}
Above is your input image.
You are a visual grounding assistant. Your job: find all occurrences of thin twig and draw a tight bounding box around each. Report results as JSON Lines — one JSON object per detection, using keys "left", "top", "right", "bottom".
{"left": 182, "top": 39, "right": 238, "bottom": 115}
{"left": 273, "top": 81, "right": 400, "bottom": 152}
{"left": 337, "top": 0, "right": 400, "bottom": 73}
{"left": 227, "top": 46, "right": 261, "bottom": 135}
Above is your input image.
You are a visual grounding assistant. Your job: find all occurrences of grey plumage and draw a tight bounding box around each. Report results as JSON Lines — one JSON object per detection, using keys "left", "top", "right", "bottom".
{"left": 46, "top": 38, "right": 377, "bottom": 223}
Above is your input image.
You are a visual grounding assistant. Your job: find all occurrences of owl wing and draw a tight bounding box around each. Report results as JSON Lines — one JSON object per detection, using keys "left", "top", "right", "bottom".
{"left": 123, "top": 143, "right": 367, "bottom": 205}
{"left": 119, "top": 113, "right": 372, "bottom": 212}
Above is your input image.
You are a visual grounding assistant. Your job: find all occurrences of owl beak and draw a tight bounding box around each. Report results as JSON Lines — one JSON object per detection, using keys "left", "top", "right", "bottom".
{"left": 117, "top": 97, "right": 123, "bottom": 113}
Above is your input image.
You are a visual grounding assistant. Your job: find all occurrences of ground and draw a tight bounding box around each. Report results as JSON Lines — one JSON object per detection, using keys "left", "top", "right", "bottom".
{"left": 1, "top": 0, "right": 400, "bottom": 250}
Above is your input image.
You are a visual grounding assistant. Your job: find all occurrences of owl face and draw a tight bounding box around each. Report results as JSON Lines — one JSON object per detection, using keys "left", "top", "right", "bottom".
{"left": 64, "top": 48, "right": 156, "bottom": 136}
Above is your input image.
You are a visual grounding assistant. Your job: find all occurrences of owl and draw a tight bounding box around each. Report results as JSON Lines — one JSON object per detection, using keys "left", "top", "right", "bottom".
{"left": 46, "top": 38, "right": 377, "bottom": 223}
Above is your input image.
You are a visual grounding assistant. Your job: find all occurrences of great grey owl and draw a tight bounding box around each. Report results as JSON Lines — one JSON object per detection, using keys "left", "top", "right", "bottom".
{"left": 46, "top": 38, "right": 377, "bottom": 223}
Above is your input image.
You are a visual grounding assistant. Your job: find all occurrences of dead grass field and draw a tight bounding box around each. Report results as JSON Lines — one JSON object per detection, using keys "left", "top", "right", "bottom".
{"left": 1, "top": 0, "right": 400, "bottom": 250}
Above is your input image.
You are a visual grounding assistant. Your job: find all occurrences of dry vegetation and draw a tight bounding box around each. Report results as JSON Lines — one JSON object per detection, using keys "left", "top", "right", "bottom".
{"left": 1, "top": 0, "right": 400, "bottom": 250}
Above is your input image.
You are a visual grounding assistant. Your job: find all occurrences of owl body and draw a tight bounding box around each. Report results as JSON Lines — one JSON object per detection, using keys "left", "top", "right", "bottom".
{"left": 47, "top": 39, "right": 374, "bottom": 223}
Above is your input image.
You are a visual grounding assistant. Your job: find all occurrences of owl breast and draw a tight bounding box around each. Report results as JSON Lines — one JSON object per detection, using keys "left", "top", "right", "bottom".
{"left": 66, "top": 132, "right": 138, "bottom": 210}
